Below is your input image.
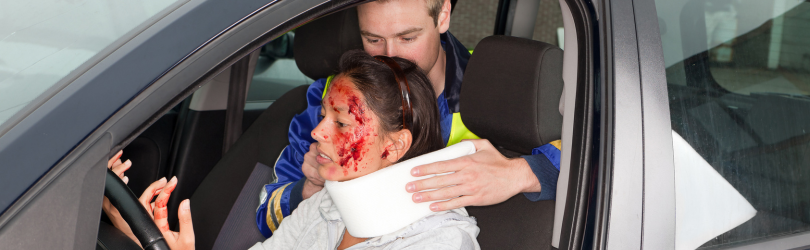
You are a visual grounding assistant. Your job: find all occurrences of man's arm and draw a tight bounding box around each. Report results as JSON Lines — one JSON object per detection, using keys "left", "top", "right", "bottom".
{"left": 522, "top": 141, "right": 561, "bottom": 201}
{"left": 255, "top": 78, "right": 328, "bottom": 237}
{"left": 406, "top": 139, "right": 560, "bottom": 211}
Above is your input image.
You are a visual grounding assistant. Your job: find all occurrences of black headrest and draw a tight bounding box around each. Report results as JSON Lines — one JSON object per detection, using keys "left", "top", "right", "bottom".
{"left": 294, "top": 8, "right": 364, "bottom": 80}
{"left": 460, "top": 36, "right": 564, "bottom": 155}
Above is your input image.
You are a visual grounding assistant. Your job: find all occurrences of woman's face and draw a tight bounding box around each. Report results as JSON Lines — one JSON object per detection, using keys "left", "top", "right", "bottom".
{"left": 312, "top": 75, "right": 395, "bottom": 181}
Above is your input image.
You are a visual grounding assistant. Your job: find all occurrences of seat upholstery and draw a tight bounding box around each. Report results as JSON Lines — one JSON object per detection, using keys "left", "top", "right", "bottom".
{"left": 461, "top": 35, "right": 564, "bottom": 250}
{"left": 294, "top": 7, "right": 363, "bottom": 79}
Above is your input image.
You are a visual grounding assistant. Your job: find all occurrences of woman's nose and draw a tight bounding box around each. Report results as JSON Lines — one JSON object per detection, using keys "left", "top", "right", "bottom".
{"left": 312, "top": 122, "right": 329, "bottom": 142}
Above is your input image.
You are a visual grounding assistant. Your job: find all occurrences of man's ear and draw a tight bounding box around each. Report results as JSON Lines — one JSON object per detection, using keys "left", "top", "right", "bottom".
{"left": 437, "top": 0, "right": 452, "bottom": 33}
{"left": 385, "top": 129, "right": 413, "bottom": 163}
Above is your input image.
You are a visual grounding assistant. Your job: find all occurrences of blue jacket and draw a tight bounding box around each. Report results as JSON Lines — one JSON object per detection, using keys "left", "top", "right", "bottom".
{"left": 256, "top": 31, "right": 561, "bottom": 238}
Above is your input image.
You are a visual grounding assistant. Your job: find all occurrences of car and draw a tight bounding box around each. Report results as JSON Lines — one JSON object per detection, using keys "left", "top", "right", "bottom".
{"left": 0, "top": 0, "right": 808, "bottom": 249}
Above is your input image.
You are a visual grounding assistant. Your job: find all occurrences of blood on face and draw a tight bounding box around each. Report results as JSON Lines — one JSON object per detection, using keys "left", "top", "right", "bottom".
{"left": 325, "top": 78, "right": 377, "bottom": 175}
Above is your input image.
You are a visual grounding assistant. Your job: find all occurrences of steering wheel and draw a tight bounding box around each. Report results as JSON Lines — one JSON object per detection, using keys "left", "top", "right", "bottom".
{"left": 103, "top": 168, "right": 171, "bottom": 250}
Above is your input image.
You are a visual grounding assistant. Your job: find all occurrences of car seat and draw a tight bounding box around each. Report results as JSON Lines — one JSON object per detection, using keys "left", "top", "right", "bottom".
{"left": 188, "top": 8, "right": 363, "bottom": 250}
{"left": 461, "top": 35, "right": 564, "bottom": 250}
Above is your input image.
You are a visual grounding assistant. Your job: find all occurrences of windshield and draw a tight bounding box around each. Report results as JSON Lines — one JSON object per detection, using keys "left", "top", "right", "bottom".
{"left": 0, "top": 0, "right": 181, "bottom": 128}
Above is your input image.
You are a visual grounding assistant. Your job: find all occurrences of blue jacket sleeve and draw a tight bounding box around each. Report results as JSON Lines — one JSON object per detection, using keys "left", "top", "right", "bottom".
{"left": 522, "top": 140, "right": 561, "bottom": 201}
{"left": 256, "top": 78, "right": 327, "bottom": 238}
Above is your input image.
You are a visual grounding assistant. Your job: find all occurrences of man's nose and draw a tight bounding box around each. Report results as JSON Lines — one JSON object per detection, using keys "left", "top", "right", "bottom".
{"left": 385, "top": 40, "right": 397, "bottom": 57}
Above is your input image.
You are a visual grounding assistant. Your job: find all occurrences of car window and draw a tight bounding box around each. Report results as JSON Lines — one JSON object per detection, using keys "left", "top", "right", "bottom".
{"left": 247, "top": 31, "right": 313, "bottom": 103}
{"left": 0, "top": 0, "right": 181, "bottom": 127}
{"left": 448, "top": 0, "right": 500, "bottom": 49}
{"left": 656, "top": 0, "right": 810, "bottom": 248}
{"left": 449, "top": 0, "right": 563, "bottom": 50}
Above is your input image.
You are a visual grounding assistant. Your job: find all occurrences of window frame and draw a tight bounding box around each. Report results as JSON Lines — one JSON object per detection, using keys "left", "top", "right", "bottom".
{"left": 590, "top": 0, "right": 676, "bottom": 248}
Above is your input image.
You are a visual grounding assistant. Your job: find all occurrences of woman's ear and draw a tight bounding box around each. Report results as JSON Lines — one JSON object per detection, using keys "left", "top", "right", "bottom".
{"left": 384, "top": 129, "right": 413, "bottom": 163}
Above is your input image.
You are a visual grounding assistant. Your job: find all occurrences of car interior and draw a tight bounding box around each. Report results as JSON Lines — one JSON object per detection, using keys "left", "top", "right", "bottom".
{"left": 97, "top": 1, "right": 588, "bottom": 249}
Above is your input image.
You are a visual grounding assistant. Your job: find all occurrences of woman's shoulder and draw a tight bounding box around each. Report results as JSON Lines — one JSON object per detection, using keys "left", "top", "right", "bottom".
{"left": 296, "top": 188, "right": 332, "bottom": 213}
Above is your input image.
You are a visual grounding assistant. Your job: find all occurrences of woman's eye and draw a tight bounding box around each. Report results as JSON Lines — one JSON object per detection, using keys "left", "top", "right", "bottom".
{"left": 336, "top": 121, "right": 348, "bottom": 128}
{"left": 318, "top": 114, "right": 325, "bottom": 120}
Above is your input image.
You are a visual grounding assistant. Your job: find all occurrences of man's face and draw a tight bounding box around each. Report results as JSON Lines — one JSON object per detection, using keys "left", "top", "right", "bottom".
{"left": 357, "top": 0, "right": 449, "bottom": 74}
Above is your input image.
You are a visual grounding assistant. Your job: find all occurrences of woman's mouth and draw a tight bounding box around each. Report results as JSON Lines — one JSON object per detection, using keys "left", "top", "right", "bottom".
{"left": 316, "top": 150, "right": 334, "bottom": 165}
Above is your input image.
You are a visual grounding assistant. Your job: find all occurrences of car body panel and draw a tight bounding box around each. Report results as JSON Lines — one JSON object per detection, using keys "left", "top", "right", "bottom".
{"left": 633, "top": 0, "right": 676, "bottom": 248}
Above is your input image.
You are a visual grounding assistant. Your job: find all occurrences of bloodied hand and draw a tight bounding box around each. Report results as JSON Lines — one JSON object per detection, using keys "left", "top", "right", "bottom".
{"left": 103, "top": 177, "right": 170, "bottom": 247}
{"left": 104, "top": 176, "right": 195, "bottom": 249}
{"left": 147, "top": 177, "right": 195, "bottom": 250}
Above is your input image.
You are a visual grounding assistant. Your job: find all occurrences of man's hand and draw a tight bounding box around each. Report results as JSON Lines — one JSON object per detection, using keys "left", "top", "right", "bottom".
{"left": 406, "top": 139, "right": 541, "bottom": 211}
{"left": 301, "top": 143, "right": 326, "bottom": 199}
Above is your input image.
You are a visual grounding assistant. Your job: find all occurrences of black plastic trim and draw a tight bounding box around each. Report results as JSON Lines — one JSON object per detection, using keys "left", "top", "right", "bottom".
{"left": 224, "top": 57, "right": 250, "bottom": 154}
{"left": 557, "top": 0, "right": 599, "bottom": 249}
{"left": 493, "top": 0, "right": 512, "bottom": 35}
{"left": 592, "top": 0, "right": 615, "bottom": 248}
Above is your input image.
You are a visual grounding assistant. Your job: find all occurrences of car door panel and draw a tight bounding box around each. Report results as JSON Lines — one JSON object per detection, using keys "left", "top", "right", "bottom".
{"left": 0, "top": 133, "right": 109, "bottom": 249}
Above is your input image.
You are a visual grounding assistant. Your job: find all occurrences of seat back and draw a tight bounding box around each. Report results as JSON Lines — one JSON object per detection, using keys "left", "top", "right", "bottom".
{"left": 460, "top": 35, "right": 564, "bottom": 250}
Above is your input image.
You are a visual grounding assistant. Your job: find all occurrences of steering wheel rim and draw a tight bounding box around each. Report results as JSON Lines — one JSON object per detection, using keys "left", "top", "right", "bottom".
{"left": 104, "top": 168, "right": 171, "bottom": 250}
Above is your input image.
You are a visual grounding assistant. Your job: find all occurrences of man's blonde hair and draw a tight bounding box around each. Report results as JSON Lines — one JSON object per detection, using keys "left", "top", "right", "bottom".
{"left": 376, "top": 0, "right": 445, "bottom": 26}
{"left": 425, "top": 0, "right": 444, "bottom": 26}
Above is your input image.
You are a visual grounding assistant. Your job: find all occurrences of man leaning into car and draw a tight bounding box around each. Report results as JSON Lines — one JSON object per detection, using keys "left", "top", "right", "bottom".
{"left": 257, "top": 0, "right": 562, "bottom": 237}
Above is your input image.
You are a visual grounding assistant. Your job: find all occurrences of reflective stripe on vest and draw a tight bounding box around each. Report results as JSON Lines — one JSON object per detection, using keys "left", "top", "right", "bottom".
{"left": 322, "top": 75, "right": 335, "bottom": 99}
{"left": 321, "top": 75, "right": 480, "bottom": 147}
{"left": 447, "top": 112, "right": 480, "bottom": 146}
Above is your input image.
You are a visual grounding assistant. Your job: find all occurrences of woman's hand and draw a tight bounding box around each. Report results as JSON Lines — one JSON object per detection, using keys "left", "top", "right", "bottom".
{"left": 149, "top": 177, "right": 195, "bottom": 250}
{"left": 157, "top": 199, "right": 196, "bottom": 250}
{"left": 104, "top": 177, "right": 168, "bottom": 247}
{"left": 102, "top": 150, "right": 139, "bottom": 244}
{"left": 107, "top": 150, "right": 132, "bottom": 183}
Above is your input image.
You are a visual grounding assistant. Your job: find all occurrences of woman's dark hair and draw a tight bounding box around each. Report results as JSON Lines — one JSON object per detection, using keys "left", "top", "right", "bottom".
{"left": 335, "top": 50, "right": 444, "bottom": 162}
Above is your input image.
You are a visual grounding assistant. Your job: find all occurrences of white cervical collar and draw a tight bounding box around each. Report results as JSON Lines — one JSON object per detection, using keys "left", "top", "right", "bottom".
{"left": 324, "top": 141, "right": 476, "bottom": 238}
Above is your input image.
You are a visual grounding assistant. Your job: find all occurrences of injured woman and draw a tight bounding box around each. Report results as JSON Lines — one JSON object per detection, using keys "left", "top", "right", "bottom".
{"left": 105, "top": 50, "right": 481, "bottom": 250}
